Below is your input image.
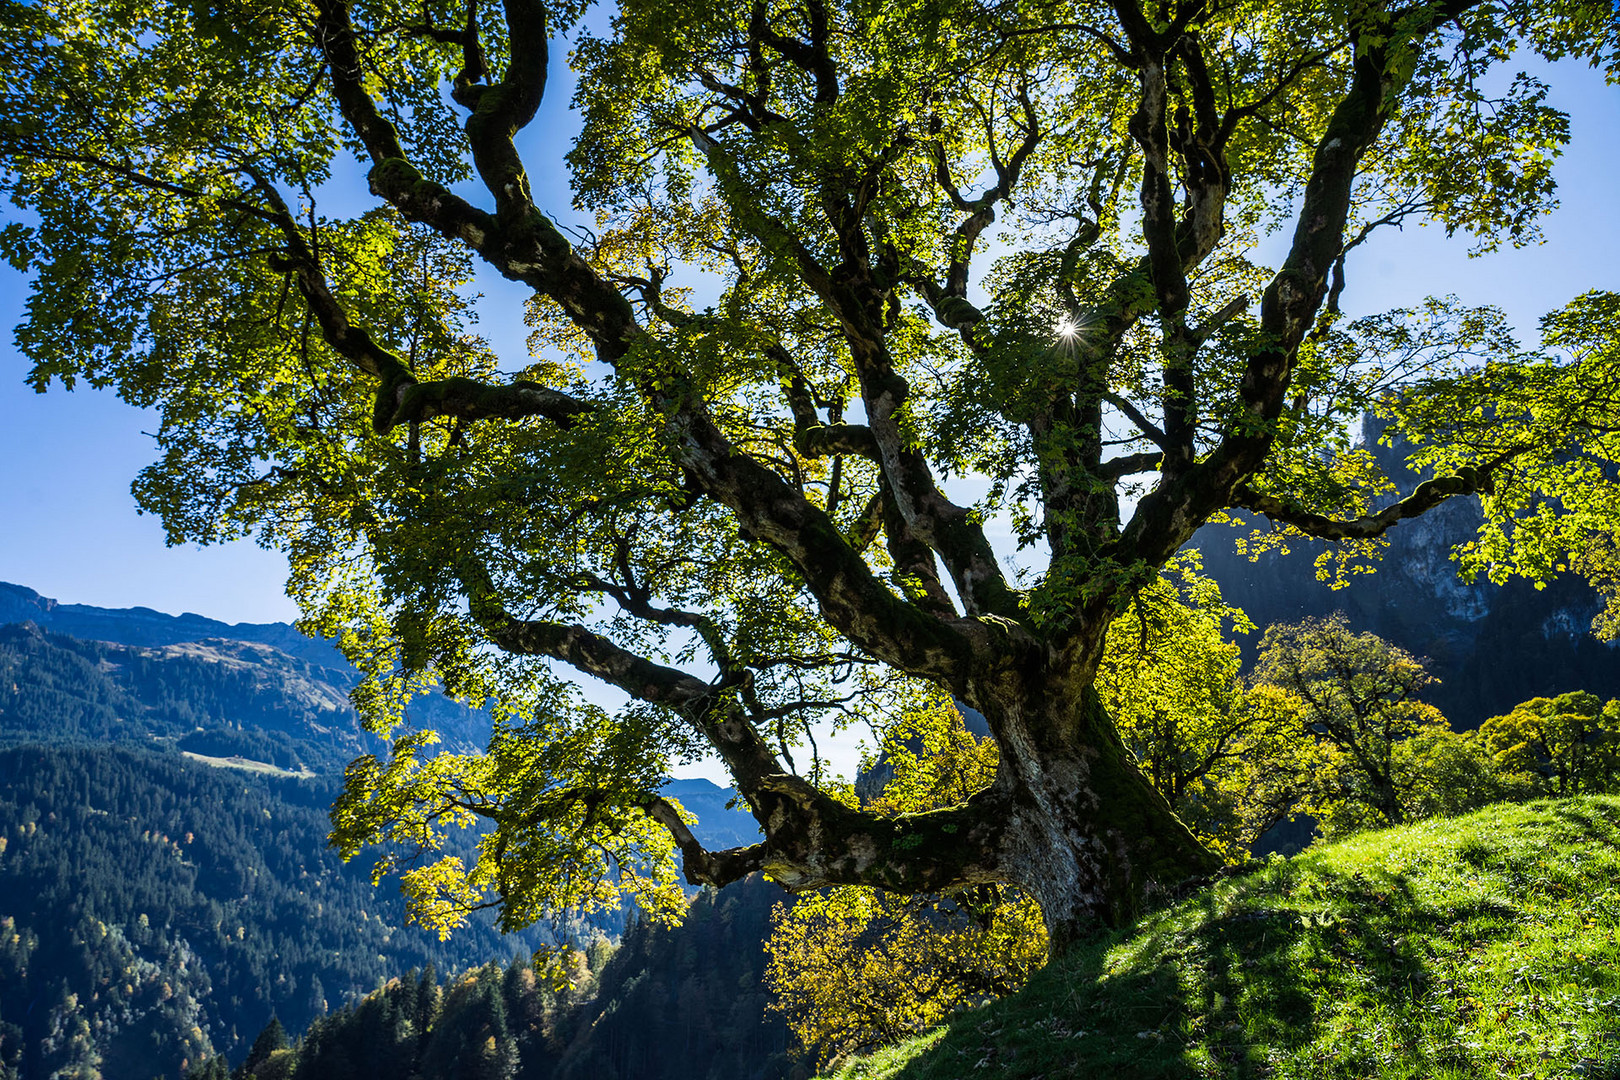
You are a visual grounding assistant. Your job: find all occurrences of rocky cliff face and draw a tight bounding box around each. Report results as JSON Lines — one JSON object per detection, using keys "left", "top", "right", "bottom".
{"left": 1193, "top": 416, "right": 1620, "bottom": 726}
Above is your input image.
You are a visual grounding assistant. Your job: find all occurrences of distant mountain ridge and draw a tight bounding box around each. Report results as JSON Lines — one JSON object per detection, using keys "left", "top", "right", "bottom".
{"left": 0, "top": 581, "right": 346, "bottom": 669}
{"left": 0, "top": 580, "right": 760, "bottom": 834}
{"left": 0, "top": 612, "right": 496, "bottom": 772}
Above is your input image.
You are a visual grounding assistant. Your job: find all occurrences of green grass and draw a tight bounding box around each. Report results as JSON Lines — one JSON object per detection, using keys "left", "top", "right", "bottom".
{"left": 826, "top": 798, "right": 1620, "bottom": 1080}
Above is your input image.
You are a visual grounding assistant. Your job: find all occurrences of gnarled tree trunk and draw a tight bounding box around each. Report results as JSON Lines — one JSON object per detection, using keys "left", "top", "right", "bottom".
{"left": 990, "top": 687, "right": 1220, "bottom": 946}
{"left": 690, "top": 656, "right": 1222, "bottom": 948}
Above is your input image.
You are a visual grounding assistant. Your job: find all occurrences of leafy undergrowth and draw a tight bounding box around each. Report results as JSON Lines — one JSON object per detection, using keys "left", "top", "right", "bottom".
{"left": 826, "top": 798, "right": 1620, "bottom": 1080}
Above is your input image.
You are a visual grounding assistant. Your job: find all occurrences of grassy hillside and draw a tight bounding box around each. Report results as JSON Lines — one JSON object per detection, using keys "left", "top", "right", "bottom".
{"left": 828, "top": 798, "right": 1620, "bottom": 1080}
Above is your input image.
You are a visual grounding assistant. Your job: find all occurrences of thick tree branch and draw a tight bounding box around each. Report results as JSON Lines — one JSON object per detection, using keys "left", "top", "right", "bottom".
{"left": 648, "top": 776, "right": 1011, "bottom": 896}
{"left": 750, "top": 0, "right": 839, "bottom": 105}
{"left": 1099, "top": 450, "right": 1164, "bottom": 479}
{"left": 743, "top": 775, "right": 1010, "bottom": 895}
{"left": 463, "top": 0, "right": 550, "bottom": 220}
{"left": 679, "top": 79, "right": 1019, "bottom": 623}
{"left": 847, "top": 350, "right": 1022, "bottom": 619}
{"left": 312, "top": 0, "right": 500, "bottom": 241}
{"left": 247, "top": 172, "right": 590, "bottom": 435}
{"left": 314, "top": 0, "right": 641, "bottom": 368}
{"left": 642, "top": 797, "right": 768, "bottom": 886}
{"left": 797, "top": 423, "right": 881, "bottom": 459}
{"left": 1232, "top": 460, "right": 1507, "bottom": 540}
{"left": 880, "top": 481, "right": 960, "bottom": 620}
{"left": 484, "top": 611, "right": 714, "bottom": 709}
{"left": 1107, "top": 0, "right": 1485, "bottom": 591}
{"left": 667, "top": 405, "right": 1007, "bottom": 676}
{"left": 313, "top": 0, "right": 410, "bottom": 164}
{"left": 462, "top": 583, "right": 808, "bottom": 794}
{"left": 907, "top": 273, "right": 988, "bottom": 336}
{"left": 781, "top": 366, "right": 880, "bottom": 459}
{"left": 1113, "top": 12, "right": 1229, "bottom": 477}
{"left": 392, "top": 378, "right": 595, "bottom": 428}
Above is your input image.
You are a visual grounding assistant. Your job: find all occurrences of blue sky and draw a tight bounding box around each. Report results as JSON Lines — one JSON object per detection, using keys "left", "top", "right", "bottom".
{"left": 1, "top": 54, "right": 1616, "bottom": 627}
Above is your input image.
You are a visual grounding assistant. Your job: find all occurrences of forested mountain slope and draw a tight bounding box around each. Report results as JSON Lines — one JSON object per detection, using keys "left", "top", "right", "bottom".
{"left": 203, "top": 876, "right": 805, "bottom": 1080}
{"left": 544, "top": 876, "right": 800, "bottom": 1080}
{"left": 0, "top": 744, "right": 578, "bottom": 1078}
{"left": 0, "top": 580, "right": 771, "bottom": 1075}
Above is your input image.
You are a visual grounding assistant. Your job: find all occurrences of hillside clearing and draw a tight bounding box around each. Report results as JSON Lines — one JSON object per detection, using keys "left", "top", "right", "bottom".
{"left": 181, "top": 750, "right": 316, "bottom": 779}
{"left": 827, "top": 798, "right": 1620, "bottom": 1080}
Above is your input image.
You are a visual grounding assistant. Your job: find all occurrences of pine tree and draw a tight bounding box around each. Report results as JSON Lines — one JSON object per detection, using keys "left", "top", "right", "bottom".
{"left": 238, "top": 1017, "right": 286, "bottom": 1078}
{"left": 186, "top": 1055, "right": 232, "bottom": 1080}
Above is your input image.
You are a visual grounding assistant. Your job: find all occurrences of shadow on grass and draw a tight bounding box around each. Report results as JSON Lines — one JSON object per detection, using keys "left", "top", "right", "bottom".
{"left": 1544, "top": 799, "right": 1620, "bottom": 849}
{"left": 873, "top": 863, "right": 1518, "bottom": 1079}
{"left": 840, "top": 801, "right": 1620, "bottom": 1080}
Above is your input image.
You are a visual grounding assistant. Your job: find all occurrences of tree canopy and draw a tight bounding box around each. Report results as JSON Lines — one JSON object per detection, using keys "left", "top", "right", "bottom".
{"left": 1482, "top": 691, "right": 1620, "bottom": 797}
{"left": 3, "top": 0, "right": 1619, "bottom": 945}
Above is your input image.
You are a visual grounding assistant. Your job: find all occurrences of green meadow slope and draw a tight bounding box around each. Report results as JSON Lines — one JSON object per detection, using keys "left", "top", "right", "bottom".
{"left": 829, "top": 798, "right": 1620, "bottom": 1080}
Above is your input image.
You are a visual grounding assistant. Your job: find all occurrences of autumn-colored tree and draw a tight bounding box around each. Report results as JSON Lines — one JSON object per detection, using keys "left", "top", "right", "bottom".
{"left": 1394, "top": 725, "right": 1506, "bottom": 819}
{"left": 1253, "top": 615, "right": 1452, "bottom": 837}
{"left": 5, "top": 0, "right": 1620, "bottom": 948}
{"left": 764, "top": 700, "right": 1045, "bottom": 1062}
{"left": 1101, "top": 557, "right": 1318, "bottom": 858}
